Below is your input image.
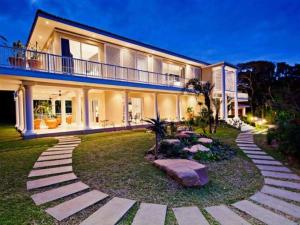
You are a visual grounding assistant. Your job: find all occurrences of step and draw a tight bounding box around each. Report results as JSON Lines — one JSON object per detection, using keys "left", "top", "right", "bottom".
{"left": 31, "top": 181, "right": 89, "bottom": 205}
{"left": 27, "top": 173, "right": 77, "bottom": 190}
{"left": 80, "top": 197, "right": 136, "bottom": 225}
{"left": 57, "top": 141, "right": 81, "bottom": 145}
{"left": 232, "top": 200, "right": 297, "bottom": 225}
{"left": 46, "top": 147, "right": 75, "bottom": 151}
{"left": 265, "top": 178, "right": 300, "bottom": 190}
{"left": 261, "top": 171, "right": 300, "bottom": 180}
{"left": 256, "top": 165, "right": 291, "bottom": 173}
{"left": 56, "top": 143, "right": 79, "bottom": 147}
{"left": 173, "top": 206, "right": 209, "bottom": 225}
{"left": 37, "top": 154, "right": 72, "bottom": 161}
{"left": 250, "top": 192, "right": 300, "bottom": 219}
{"left": 261, "top": 185, "right": 300, "bottom": 202}
{"left": 132, "top": 203, "right": 167, "bottom": 225}
{"left": 243, "top": 150, "right": 267, "bottom": 155}
{"left": 46, "top": 190, "right": 108, "bottom": 221}
{"left": 239, "top": 147, "right": 262, "bottom": 150}
{"left": 33, "top": 159, "right": 72, "bottom": 168}
{"left": 205, "top": 204, "right": 250, "bottom": 225}
{"left": 247, "top": 154, "right": 274, "bottom": 160}
{"left": 41, "top": 150, "right": 73, "bottom": 156}
{"left": 252, "top": 159, "right": 282, "bottom": 166}
{"left": 237, "top": 144, "right": 258, "bottom": 147}
{"left": 28, "top": 166, "right": 72, "bottom": 177}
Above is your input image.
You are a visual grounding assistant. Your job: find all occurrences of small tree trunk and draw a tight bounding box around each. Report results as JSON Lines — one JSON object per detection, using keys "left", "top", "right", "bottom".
{"left": 154, "top": 134, "right": 159, "bottom": 159}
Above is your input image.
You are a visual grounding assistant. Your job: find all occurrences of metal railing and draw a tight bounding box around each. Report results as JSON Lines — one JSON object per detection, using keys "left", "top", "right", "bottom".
{"left": 0, "top": 45, "right": 186, "bottom": 88}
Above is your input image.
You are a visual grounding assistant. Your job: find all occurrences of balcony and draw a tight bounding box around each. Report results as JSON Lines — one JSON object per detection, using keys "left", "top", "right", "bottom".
{"left": 238, "top": 92, "right": 248, "bottom": 101}
{"left": 0, "top": 46, "right": 186, "bottom": 88}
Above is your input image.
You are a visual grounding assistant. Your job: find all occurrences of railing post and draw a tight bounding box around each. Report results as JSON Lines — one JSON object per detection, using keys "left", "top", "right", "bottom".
{"left": 47, "top": 54, "right": 50, "bottom": 72}
{"left": 86, "top": 60, "right": 88, "bottom": 76}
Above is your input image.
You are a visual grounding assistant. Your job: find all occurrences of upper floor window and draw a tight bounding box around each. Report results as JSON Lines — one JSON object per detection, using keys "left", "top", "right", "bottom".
{"left": 68, "top": 39, "right": 99, "bottom": 62}
{"left": 163, "top": 62, "right": 183, "bottom": 76}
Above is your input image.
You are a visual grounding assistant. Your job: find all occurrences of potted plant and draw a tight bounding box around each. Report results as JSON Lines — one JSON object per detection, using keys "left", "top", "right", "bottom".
{"left": 27, "top": 41, "right": 42, "bottom": 69}
{"left": 9, "top": 40, "right": 26, "bottom": 67}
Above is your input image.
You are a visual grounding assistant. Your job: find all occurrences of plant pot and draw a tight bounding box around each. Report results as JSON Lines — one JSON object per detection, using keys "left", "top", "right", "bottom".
{"left": 27, "top": 59, "right": 42, "bottom": 69}
{"left": 8, "top": 56, "right": 26, "bottom": 67}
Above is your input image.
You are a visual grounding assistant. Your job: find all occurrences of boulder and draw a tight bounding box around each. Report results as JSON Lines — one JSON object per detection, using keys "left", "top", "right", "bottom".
{"left": 153, "top": 159, "right": 209, "bottom": 187}
{"left": 162, "top": 139, "right": 181, "bottom": 145}
{"left": 198, "top": 137, "right": 213, "bottom": 144}
{"left": 184, "top": 144, "right": 210, "bottom": 153}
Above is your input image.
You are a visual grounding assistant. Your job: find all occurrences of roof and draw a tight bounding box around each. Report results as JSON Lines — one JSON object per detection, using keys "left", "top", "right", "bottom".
{"left": 27, "top": 10, "right": 210, "bottom": 66}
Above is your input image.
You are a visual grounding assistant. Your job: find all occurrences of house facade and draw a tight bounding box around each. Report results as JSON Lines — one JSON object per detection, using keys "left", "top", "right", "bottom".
{"left": 0, "top": 10, "right": 247, "bottom": 138}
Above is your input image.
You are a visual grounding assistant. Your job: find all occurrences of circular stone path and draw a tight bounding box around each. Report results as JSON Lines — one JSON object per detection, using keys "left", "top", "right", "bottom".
{"left": 27, "top": 126, "right": 300, "bottom": 225}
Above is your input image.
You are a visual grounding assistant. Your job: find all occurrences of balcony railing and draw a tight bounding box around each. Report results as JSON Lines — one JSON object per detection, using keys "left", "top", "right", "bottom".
{"left": 0, "top": 46, "right": 186, "bottom": 88}
{"left": 238, "top": 92, "right": 248, "bottom": 100}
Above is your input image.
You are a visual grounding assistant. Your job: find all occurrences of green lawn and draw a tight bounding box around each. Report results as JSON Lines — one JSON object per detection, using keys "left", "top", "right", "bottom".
{"left": 0, "top": 124, "right": 57, "bottom": 225}
{"left": 74, "top": 125, "right": 263, "bottom": 224}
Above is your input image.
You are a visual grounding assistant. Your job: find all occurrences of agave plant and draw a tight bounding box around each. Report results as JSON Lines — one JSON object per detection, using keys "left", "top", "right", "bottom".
{"left": 144, "top": 113, "right": 167, "bottom": 159}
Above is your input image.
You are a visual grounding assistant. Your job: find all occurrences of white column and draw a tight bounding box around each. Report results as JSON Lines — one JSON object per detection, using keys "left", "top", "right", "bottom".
{"left": 14, "top": 92, "right": 19, "bottom": 129}
{"left": 176, "top": 94, "right": 181, "bottom": 121}
{"left": 24, "top": 84, "right": 34, "bottom": 136}
{"left": 221, "top": 65, "right": 227, "bottom": 120}
{"left": 18, "top": 89, "right": 25, "bottom": 131}
{"left": 124, "top": 90, "right": 129, "bottom": 126}
{"left": 83, "top": 88, "right": 90, "bottom": 129}
{"left": 234, "top": 70, "right": 239, "bottom": 118}
{"left": 76, "top": 91, "right": 82, "bottom": 126}
{"left": 51, "top": 99, "right": 56, "bottom": 115}
{"left": 61, "top": 98, "right": 66, "bottom": 126}
{"left": 154, "top": 93, "right": 158, "bottom": 117}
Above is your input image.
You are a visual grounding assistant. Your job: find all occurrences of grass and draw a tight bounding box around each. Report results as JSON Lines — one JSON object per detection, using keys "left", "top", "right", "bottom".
{"left": 0, "top": 124, "right": 57, "bottom": 225}
{"left": 74, "top": 125, "right": 263, "bottom": 224}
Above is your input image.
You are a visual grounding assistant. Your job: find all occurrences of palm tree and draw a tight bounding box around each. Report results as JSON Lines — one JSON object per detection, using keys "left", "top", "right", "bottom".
{"left": 144, "top": 113, "right": 167, "bottom": 159}
{"left": 186, "top": 79, "right": 214, "bottom": 133}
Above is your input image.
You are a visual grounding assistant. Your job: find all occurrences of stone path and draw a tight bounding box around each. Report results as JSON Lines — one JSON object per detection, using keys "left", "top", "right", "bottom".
{"left": 27, "top": 129, "right": 300, "bottom": 224}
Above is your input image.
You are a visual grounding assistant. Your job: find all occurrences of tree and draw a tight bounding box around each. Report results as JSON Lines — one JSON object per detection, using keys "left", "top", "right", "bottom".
{"left": 186, "top": 79, "right": 214, "bottom": 133}
{"left": 212, "top": 98, "right": 221, "bottom": 133}
{"left": 144, "top": 113, "right": 167, "bottom": 159}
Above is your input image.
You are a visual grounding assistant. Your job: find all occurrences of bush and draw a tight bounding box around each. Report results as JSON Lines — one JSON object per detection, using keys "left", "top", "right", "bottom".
{"left": 267, "top": 128, "right": 277, "bottom": 144}
{"left": 159, "top": 141, "right": 188, "bottom": 158}
{"left": 278, "top": 123, "right": 300, "bottom": 158}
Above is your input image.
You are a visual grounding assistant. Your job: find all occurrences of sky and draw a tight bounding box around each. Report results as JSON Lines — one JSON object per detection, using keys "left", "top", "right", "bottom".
{"left": 0, "top": 0, "right": 299, "bottom": 65}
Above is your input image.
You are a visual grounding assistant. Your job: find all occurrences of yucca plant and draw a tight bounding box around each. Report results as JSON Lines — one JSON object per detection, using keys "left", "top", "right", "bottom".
{"left": 144, "top": 113, "right": 167, "bottom": 159}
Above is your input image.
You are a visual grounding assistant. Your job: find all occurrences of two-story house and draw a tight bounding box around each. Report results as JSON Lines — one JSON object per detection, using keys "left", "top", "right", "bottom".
{"left": 0, "top": 10, "right": 246, "bottom": 138}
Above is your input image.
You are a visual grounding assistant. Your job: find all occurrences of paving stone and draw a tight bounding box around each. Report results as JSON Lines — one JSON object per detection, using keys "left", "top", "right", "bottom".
{"left": 46, "top": 147, "right": 75, "bottom": 151}
{"left": 79, "top": 197, "right": 136, "bottom": 225}
{"left": 132, "top": 203, "right": 167, "bottom": 225}
{"left": 265, "top": 178, "right": 300, "bottom": 190}
{"left": 46, "top": 190, "right": 108, "bottom": 221}
{"left": 236, "top": 141, "right": 254, "bottom": 144}
{"left": 261, "top": 171, "right": 300, "bottom": 180}
{"left": 247, "top": 154, "right": 274, "bottom": 160}
{"left": 232, "top": 200, "right": 297, "bottom": 225}
{"left": 256, "top": 165, "right": 292, "bottom": 173}
{"left": 37, "top": 154, "right": 72, "bottom": 161}
{"left": 250, "top": 192, "right": 300, "bottom": 219}
{"left": 27, "top": 173, "right": 77, "bottom": 190}
{"left": 243, "top": 150, "right": 267, "bottom": 155}
{"left": 239, "top": 146, "right": 262, "bottom": 150}
{"left": 41, "top": 150, "right": 73, "bottom": 156}
{"left": 253, "top": 159, "right": 282, "bottom": 166}
{"left": 205, "top": 204, "right": 250, "bottom": 225}
{"left": 237, "top": 144, "right": 258, "bottom": 147}
{"left": 58, "top": 141, "right": 80, "bottom": 145}
{"left": 28, "top": 166, "right": 72, "bottom": 177}
{"left": 56, "top": 143, "right": 79, "bottom": 147}
{"left": 261, "top": 185, "right": 300, "bottom": 202}
{"left": 173, "top": 206, "right": 209, "bottom": 225}
{"left": 33, "top": 159, "right": 72, "bottom": 168}
{"left": 31, "top": 181, "right": 89, "bottom": 205}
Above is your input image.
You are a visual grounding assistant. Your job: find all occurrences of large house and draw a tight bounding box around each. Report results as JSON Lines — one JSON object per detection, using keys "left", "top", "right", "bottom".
{"left": 0, "top": 10, "right": 247, "bottom": 138}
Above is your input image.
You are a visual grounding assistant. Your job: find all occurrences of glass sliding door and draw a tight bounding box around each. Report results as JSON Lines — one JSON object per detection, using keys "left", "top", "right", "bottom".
{"left": 136, "top": 55, "right": 148, "bottom": 82}
{"left": 129, "top": 98, "right": 142, "bottom": 124}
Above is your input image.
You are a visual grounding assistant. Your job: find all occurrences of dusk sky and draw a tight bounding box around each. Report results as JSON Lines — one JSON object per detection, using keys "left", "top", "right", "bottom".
{"left": 0, "top": 0, "right": 299, "bottom": 65}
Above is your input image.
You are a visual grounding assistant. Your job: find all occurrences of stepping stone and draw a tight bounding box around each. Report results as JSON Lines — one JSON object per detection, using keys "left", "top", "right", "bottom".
{"left": 79, "top": 197, "right": 136, "bottom": 225}
{"left": 253, "top": 159, "right": 282, "bottom": 166}
{"left": 247, "top": 154, "right": 274, "bottom": 160}
{"left": 261, "top": 185, "right": 300, "bottom": 202}
{"left": 261, "top": 171, "right": 300, "bottom": 180}
{"left": 205, "top": 204, "right": 250, "bottom": 225}
{"left": 27, "top": 173, "right": 77, "bottom": 190}
{"left": 37, "top": 154, "right": 72, "bottom": 161}
{"left": 56, "top": 143, "right": 79, "bottom": 147}
{"left": 239, "top": 146, "right": 262, "bottom": 150}
{"left": 47, "top": 147, "right": 75, "bottom": 151}
{"left": 33, "top": 159, "right": 72, "bottom": 168}
{"left": 265, "top": 178, "right": 300, "bottom": 190}
{"left": 46, "top": 190, "right": 108, "bottom": 221}
{"left": 58, "top": 141, "right": 80, "bottom": 145}
{"left": 237, "top": 144, "right": 257, "bottom": 147}
{"left": 250, "top": 192, "right": 300, "bottom": 219}
{"left": 41, "top": 150, "right": 73, "bottom": 156}
{"left": 31, "top": 181, "right": 89, "bottom": 205}
{"left": 243, "top": 150, "right": 267, "bottom": 155}
{"left": 236, "top": 141, "right": 254, "bottom": 144}
{"left": 132, "top": 203, "right": 167, "bottom": 225}
{"left": 232, "top": 200, "right": 297, "bottom": 225}
{"left": 28, "top": 166, "right": 72, "bottom": 177}
{"left": 173, "top": 206, "right": 209, "bottom": 225}
{"left": 256, "top": 165, "right": 291, "bottom": 173}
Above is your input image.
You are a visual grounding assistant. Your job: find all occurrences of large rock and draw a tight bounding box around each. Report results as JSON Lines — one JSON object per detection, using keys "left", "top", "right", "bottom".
{"left": 184, "top": 144, "right": 210, "bottom": 153}
{"left": 153, "top": 159, "right": 209, "bottom": 187}
{"left": 198, "top": 137, "right": 213, "bottom": 144}
{"left": 162, "top": 139, "right": 181, "bottom": 145}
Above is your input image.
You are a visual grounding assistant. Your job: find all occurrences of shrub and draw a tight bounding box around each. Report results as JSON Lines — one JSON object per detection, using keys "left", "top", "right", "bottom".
{"left": 278, "top": 123, "right": 300, "bottom": 158}
{"left": 267, "top": 128, "right": 277, "bottom": 144}
{"left": 159, "top": 141, "right": 188, "bottom": 158}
